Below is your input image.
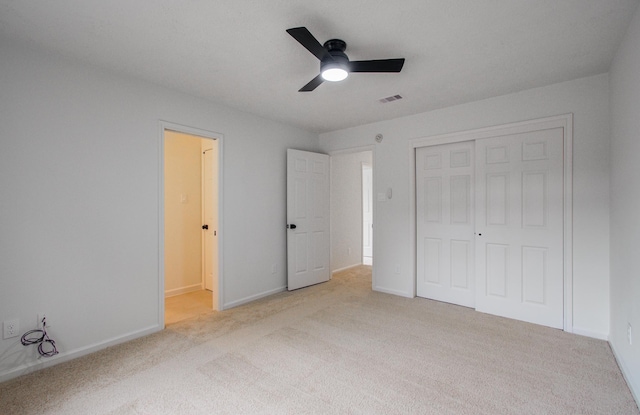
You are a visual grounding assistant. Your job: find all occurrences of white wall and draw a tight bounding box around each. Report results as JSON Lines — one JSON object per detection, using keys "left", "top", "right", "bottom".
{"left": 164, "top": 132, "right": 203, "bottom": 296}
{"left": 609, "top": 3, "right": 640, "bottom": 403}
{"left": 319, "top": 74, "right": 611, "bottom": 338}
{"left": 0, "top": 38, "right": 318, "bottom": 380}
{"left": 330, "top": 151, "right": 373, "bottom": 271}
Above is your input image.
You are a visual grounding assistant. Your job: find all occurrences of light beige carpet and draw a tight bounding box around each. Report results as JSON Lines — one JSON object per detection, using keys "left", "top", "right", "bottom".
{"left": 0, "top": 265, "right": 637, "bottom": 414}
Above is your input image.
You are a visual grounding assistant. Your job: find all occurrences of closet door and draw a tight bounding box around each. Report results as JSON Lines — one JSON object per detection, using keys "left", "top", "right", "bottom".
{"left": 416, "top": 141, "right": 475, "bottom": 308}
{"left": 475, "top": 128, "right": 564, "bottom": 328}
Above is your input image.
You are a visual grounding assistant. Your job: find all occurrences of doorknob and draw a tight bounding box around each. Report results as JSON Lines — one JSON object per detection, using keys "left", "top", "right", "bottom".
{"left": 202, "top": 224, "right": 209, "bottom": 230}
{"left": 287, "top": 224, "right": 297, "bottom": 229}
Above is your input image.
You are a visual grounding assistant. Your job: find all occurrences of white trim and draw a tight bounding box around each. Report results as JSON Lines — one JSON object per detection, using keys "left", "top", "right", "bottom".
{"left": 410, "top": 114, "right": 572, "bottom": 148}
{"left": 158, "top": 122, "right": 166, "bottom": 328}
{"left": 328, "top": 145, "right": 376, "bottom": 157}
{"left": 223, "top": 286, "right": 287, "bottom": 309}
{"left": 610, "top": 340, "right": 640, "bottom": 407}
{"left": 571, "top": 326, "right": 609, "bottom": 341}
{"left": 374, "top": 285, "right": 413, "bottom": 298}
{"left": 361, "top": 162, "right": 373, "bottom": 264}
{"left": 216, "top": 134, "right": 225, "bottom": 310}
{"left": 409, "top": 150, "right": 417, "bottom": 298}
{"left": 327, "top": 145, "right": 377, "bottom": 289}
{"left": 563, "top": 116, "right": 574, "bottom": 333}
{"left": 159, "top": 121, "right": 226, "bottom": 328}
{"left": 409, "top": 114, "right": 574, "bottom": 333}
{"left": 164, "top": 283, "right": 203, "bottom": 298}
{"left": 0, "top": 325, "right": 160, "bottom": 383}
{"left": 332, "top": 263, "right": 362, "bottom": 274}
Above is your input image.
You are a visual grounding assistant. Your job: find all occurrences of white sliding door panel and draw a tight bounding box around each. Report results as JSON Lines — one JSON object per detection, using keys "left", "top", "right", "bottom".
{"left": 416, "top": 141, "right": 475, "bottom": 307}
{"left": 475, "top": 128, "right": 564, "bottom": 328}
{"left": 287, "top": 149, "right": 330, "bottom": 291}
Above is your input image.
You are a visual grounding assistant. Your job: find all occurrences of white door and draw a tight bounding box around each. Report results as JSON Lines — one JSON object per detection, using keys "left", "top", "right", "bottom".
{"left": 202, "top": 140, "right": 218, "bottom": 309}
{"left": 287, "top": 149, "right": 330, "bottom": 290}
{"left": 362, "top": 163, "right": 373, "bottom": 262}
{"left": 416, "top": 141, "right": 475, "bottom": 307}
{"left": 475, "top": 128, "right": 564, "bottom": 328}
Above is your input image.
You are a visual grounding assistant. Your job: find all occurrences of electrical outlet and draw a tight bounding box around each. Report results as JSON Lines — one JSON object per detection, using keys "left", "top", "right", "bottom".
{"left": 348, "top": 247, "right": 352, "bottom": 256}
{"left": 3, "top": 319, "right": 20, "bottom": 339}
{"left": 628, "top": 323, "right": 633, "bottom": 346}
{"left": 271, "top": 264, "right": 277, "bottom": 274}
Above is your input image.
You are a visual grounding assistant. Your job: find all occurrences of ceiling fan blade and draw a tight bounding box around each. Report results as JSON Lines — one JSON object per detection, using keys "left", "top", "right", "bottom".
{"left": 286, "top": 27, "right": 333, "bottom": 61}
{"left": 349, "top": 58, "right": 405, "bottom": 73}
{"left": 299, "top": 74, "right": 324, "bottom": 92}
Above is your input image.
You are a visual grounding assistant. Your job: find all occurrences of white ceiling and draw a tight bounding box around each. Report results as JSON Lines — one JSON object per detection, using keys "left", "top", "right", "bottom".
{"left": 1, "top": 0, "right": 638, "bottom": 133}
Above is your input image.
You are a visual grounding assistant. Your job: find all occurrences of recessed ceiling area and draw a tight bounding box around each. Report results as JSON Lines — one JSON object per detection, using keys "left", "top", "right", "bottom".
{"left": 0, "top": 0, "right": 637, "bottom": 133}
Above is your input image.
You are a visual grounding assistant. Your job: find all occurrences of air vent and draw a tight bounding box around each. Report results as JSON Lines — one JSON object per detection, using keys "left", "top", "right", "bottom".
{"left": 379, "top": 94, "right": 403, "bottom": 104}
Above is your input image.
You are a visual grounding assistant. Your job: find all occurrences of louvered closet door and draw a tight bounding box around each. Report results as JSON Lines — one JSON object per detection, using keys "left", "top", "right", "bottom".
{"left": 475, "top": 128, "right": 564, "bottom": 328}
{"left": 416, "top": 141, "right": 475, "bottom": 308}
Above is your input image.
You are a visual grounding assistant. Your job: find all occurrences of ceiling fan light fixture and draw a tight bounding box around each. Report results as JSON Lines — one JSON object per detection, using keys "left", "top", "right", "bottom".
{"left": 322, "top": 67, "right": 348, "bottom": 82}
{"left": 320, "top": 57, "right": 349, "bottom": 82}
{"left": 321, "top": 64, "right": 348, "bottom": 82}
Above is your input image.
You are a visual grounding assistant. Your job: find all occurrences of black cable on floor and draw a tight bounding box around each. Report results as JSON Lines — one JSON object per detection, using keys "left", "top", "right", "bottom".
{"left": 20, "top": 317, "right": 58, "bottom": 357}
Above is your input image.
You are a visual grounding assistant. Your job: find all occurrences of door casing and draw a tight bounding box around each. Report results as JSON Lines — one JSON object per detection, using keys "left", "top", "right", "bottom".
{"left": 159, "top": 121, "right": 225, "bottom": 328}
{"left": 362, "top": 162, "right": 373, "bottom": 262}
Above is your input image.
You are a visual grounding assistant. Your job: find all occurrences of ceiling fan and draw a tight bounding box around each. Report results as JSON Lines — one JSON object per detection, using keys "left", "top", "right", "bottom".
{"left": 286, "top": 27, "right": 405, "bottom": 92}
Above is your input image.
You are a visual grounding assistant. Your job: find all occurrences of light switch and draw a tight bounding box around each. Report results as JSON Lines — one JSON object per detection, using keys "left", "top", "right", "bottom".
{"left": 180, "top": 194, "right": 188, "bottom": 204}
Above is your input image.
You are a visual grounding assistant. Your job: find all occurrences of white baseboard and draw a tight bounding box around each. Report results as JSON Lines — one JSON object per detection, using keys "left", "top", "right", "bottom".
{"left": 223, "top": 286, "right": 286, "bottom": 310}
{"left": 610, "top": 340, "right": 640, "bottom": 408}
{"left": 571, "top": 326, "right": 609, "bottom": 340}
{"left": 332, "top": 263, "right": 361, "bottom": 274}
{"left": 373, "top": 285, "right": 413, "bottom": 298}
{"left": 165, "top": 283, "right": 202, "bottom": 298}
{"left": 0, "top": 324, "right": 161, "bottom": 383}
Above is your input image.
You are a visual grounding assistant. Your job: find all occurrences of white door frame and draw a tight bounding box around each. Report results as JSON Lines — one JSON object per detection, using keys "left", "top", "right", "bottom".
{"left": 409, "top": 114, "right": 573, "bottom": 332}
{"left": 362, "top": 162, "right": 373, "bottom": 263}
{"left": 159, "top": 121, "right": 225, "bottom": 328}
{"left": 328, "top": 145, "right": 376, "bottom": 288}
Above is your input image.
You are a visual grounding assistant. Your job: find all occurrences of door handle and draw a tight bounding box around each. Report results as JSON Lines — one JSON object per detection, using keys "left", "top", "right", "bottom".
{"left": 287, "top": 224, "right": 297, "bottom": 229}
{"left": 202, "top": 224, "right": 209, "bottom": 230}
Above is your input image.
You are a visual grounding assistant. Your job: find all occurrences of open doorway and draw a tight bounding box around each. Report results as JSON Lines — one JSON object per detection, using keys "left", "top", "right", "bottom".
{"left": 330, "top": 149, "right": 374, "bottom": 273}
{"left": 162, "top": 126, "right": 221, "bottom": 326}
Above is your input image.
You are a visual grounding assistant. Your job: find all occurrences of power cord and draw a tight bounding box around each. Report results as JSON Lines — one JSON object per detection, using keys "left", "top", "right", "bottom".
{"left": 20, "top": 317, "right": 58, "bottom": 357}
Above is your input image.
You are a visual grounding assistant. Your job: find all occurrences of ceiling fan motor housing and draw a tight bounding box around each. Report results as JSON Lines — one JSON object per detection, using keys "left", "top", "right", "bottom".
{"left": 324, "top": 39, "right": 347, "bottom": 53}
{"left": 321, "top": 39, "right": 349, "bottom": 74}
